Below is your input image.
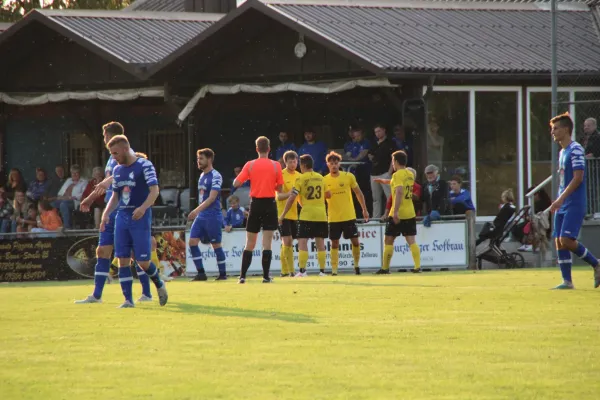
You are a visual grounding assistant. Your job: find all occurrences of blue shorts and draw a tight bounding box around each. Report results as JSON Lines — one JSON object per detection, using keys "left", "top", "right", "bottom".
{"left": 553, "top": 208, "right": 585, "bottom": 240}
{"left": 114, "top": 212, "right": 152, "bottom": 261}
{"left": 98, "top": 210, "right": 116, "bottom": 247}
{"left": 190, "top": 217, "right": 223, "bottom": 245}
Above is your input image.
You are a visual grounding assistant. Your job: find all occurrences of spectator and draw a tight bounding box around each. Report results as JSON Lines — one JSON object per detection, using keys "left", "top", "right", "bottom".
{"left": 30, "top": 200, "right": 63, "bottom": 237}
{"left": 0, "top": 187, "right": 14, "bottom": 234}
{"left": 274, "top": 131, "right": 296, "bottom": 165}
{"left": 422, "top": 164, "right": 451, "bottom": 216}
{"left": 19, "top": 204, "right": 39, "bottom": 234}
{"left": 514, "top": 186, "right": 552, "bottom": 251}
{"left": 346, "top": 128, "right": 373, "bottom": 216}
{"left": 26, "top": 167, "right": 49, "bottom": 203}
{"left": 368, "top": 123, "right": 396, "bottom": 218}
{"left": 230, "top": 166, "right": 250, "bottom": 209}
{"left": 51, "top": 164, "right": 87, "bottom": 229}
{"left": 427, "top": 119, "right": 445, "bottom": 169}
{"left": 581, "top": 118, "right": 600, "bottom": 158}
{"left": 44, "top": 164, "right": 66, "bottom": 201}
{"left": 224, "top": 195, "right": 247, "bottom": 232}
{"left": 392, "top": 124, "right": 413, "bottom": 166}
{"left": 81, "top": 166, "right": 106, "bottom": 229}
{"left": 4, "top": 168, "right": 27, "bottom": 202}
{"left": 449, "top": 175, "right": 475, "bottom": 215}
{"left": 11, "top": 190, "right": 31, "bottom": 234}
{"left": 298, "top": 128, "right": 328, "bottom": 174}
{"left": 476, "top": 189, "right": 516, "bottom": 246}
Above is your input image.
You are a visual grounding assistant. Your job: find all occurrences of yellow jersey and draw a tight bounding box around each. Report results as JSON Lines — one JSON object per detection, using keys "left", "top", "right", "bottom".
{"left": 324, "top": 172, "right": 358, "bottom": 223}
{"left": 389, "top": 169, "right": 416, "bottom": 220}
{"left": 276, "top": 168, "right": 300, "bottom": 220}
{"left": 293, "top": 171, "right": 327, "bottom": 222}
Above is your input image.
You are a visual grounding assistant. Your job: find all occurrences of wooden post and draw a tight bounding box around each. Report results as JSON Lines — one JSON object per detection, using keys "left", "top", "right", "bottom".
{"left": 466, "top": 210, "right": 477, "bottom": 270}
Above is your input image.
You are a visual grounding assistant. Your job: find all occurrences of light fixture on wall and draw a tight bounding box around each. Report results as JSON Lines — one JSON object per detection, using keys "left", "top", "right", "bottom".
{"left": 294, "top": 33, "right": 307, "bottom": 59}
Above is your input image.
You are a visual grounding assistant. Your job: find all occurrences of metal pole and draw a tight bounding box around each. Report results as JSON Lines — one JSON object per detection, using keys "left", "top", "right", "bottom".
{"left": 550, "top": 0, "right": 558, "bottom": 264}
{"left": 187, "top": 115, "right": 196, "bottom": 214}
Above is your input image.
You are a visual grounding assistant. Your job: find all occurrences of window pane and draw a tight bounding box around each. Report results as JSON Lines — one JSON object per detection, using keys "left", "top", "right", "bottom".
{"left": 69, "top": 132, "right": 96, "bottom": 178}
{"left": 426, "top": 92, "right": 470, "bottom": 190}
{"left": 529, "top": 91, "right": 569, "bottom": 188}
{"left": 475, "top": 92, "right": 518, "bottom": 216}
{"left": 146, "top": 129, "right": 187, "bottom": 187}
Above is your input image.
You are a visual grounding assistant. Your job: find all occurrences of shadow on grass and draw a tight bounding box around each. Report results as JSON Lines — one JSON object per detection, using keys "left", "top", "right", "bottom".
{"left": 147, "top": 302, "right": 317, "bottom": 324}
{"left": 301, "top": 280, "right": 442, "bottom": 288}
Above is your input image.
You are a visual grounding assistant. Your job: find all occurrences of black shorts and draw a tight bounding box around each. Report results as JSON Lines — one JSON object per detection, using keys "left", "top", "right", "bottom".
{"left": 329, "top": 220, "right": 359, "bottom": 241}
{"left": 278, "top": 219, "right": 298, "bottom": 239}
{"left": 246, "top": 197, "right": 278, "bottom": 233}
{"left": 385, "top": 218, "right": 417, "bottom": 238}
{"left": 297, "top": 221, "right": 328, "bottom": 239}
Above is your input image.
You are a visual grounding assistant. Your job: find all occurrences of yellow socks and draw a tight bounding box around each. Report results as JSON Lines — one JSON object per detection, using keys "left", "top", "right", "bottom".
{"left": 280, "top": 244, "right": 288, "bottom": 275}
{"left": 151, "top": 250, "right": 161, "bottom": 272}
{"left": 317, "top": 251, "right": 326, "bottom": 272}
{"left": 285, "top": 245, "right": 295, "bottom": 275}
{"left": 299, "top": 250, "right": 308, "bottom": 272}
{"left": 352, "top": 244, "right": 360, "bottom": 268}
{"left": 383, "top": 244, "right": 393, "bottom": 271}
{"left": 410, "top": 243, "right": 421, "bottom": 271}
{"left": 331, "top": 248, "right": 339, "bottom": 274}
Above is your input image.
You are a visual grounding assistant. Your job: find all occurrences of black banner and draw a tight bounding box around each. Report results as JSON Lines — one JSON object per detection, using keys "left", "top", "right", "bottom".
{"left": 0, "top": 235, "right": 97, "bottom": 282}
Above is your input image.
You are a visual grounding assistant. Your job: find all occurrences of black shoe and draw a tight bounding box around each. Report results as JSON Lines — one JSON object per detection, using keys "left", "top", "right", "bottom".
{"left": 280, "top": 273, "right": 288, "bottom": 277}
{"left": 411, "top": 268, "right": 421, "bottom": 274}
{"left": 355, "top": 268, "right": 361, "bottom": 275}
{"left": 288, "top": 273, "right": 295, "bottom": 277}
{"left": 238, "top": 277, "right": 246, "bottom": 284}
{"left": 191, "top": 273, "right": 208, "bottom": 281}
{"left": 332, "top": 273, "right": 338, "bottom": 276}
{"left": 262, "top": 277, "right": 273, "bottom": 283}
{"left": 374, "top": 268, "right": 390, "bottom": 275}
{"left": 215, "top": 275, "right": 228, "bottom": 281}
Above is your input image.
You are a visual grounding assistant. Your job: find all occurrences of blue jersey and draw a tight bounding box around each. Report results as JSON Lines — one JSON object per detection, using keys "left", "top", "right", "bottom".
{"left": 198, "top": 169, "right": 223, "bottom": 220}
{"left": 224, "top": 206, "right": 246, "bottom": 228}
{"left": 104, "top": 156, "right": 118, "bottom": 202}
{"left": 275, "top": 142, "right": 296, "bottom": 161}
{"left": 558, "top": 141, "right": 586, "bottom": 212}
{"left": 298, "top": 141, "right": 328, "bottom": 173}
{"left": 112, "top": 157, "right": 158, "bottom": 215}
{"left": 450, "top": 189, "right": 475, "bottom": 211}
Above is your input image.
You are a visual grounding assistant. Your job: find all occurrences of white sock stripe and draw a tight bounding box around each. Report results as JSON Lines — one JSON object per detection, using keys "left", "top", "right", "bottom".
{"left": 191, "top": 256, "right": 203, "bottom": 260}
{"left": 217, "top": 261, "right": 226, "bottom": 265}
{"left": 582, "top": 249, "right": 588, "bottom": 258}
{"left": 119, "top": 277, "right": 134, "bottom": 282}
{"left": 149, "top": 271, "right": 158, "bottom": 277}
{"left": 95, "top": 272, "right": 110, "bottom": 277}
{"left": 558, "top": 259, "right": 572, "bottom": 264}
{"left": 137, "top": 270, "right": 146, "bottom": 275}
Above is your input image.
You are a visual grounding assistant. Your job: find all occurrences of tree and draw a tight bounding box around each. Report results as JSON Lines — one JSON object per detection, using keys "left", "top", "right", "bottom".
{"left": 1, "top": 0, "right": 132, "bottom": 22}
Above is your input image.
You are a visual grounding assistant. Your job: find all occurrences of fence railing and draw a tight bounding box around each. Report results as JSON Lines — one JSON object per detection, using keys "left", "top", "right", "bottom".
{"left": 586, "top": 158, "right": 600, "bottom": 217}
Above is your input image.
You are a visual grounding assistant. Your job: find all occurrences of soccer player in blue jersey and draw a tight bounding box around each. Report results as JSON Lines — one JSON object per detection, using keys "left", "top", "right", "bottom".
{"left": 549, "top": 113, "right": 600, "bottom": 289}
{"left": 101, "top": 135, "right": 167, "bottom": 308}
{"left": 188, "top": 148, "right": 227, "bottom": 281}
{"left": 75, "top": 122, "right": 157, "bottom": 304}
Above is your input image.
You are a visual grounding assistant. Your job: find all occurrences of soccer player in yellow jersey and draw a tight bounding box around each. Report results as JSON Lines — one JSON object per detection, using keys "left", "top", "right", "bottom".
{"left": 275, "top": 151, "right": 301, "bottom": 277}
{"left": 376, "top": 150, "right": 421, "bottom": 274}
{"left": 324, "top": 151, "right": 369, "bottom": 275}
{"left": 279, "top": 154, "right": 329, "bottom": 277}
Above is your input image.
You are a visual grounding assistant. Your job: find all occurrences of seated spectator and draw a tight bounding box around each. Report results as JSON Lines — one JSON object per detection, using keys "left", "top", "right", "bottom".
{"left": 449, "top": 175, "right": 475, "bottom": 215}
{"left": 422, "top": 164, "right": 451, "bottom": 216}
{"left": 476, "top": 189, "right": 516, "bottom": 246}
{"left": 26, "top": 167, "right": 50, "bottom": 203}
{"left": 11, "top": 190, "right": 31, "bottom": 234}
{"left": 4, "top": 168, "right": 27, "bottom": 202}
{"left": 30, "top": 200, "right": 62, "bottom": 237}
{"left": 51, "top": 164, "right": 88, "bottom": 229}
{"left": 19, "top": 204, "right": 39, "bottom": 234}
{"left": 514, "top": 186, "right": 552, "bottom": 252}
{"left": 224, "top": 195, "right": 248, "bottom": 232}
{"left": 273, "top": 131, "right": 296, "bottom": 165}
{"left": 44, "top": 164, "right": 66, "bottom": 201}
{"left": 82, "top": 166, "right": 106, "bottom": 228}
{"left": 0, "top": 187, "right": 14, "bottom": 234}
{"left": 298, "top": 128, "right": 328, "bottom": 174}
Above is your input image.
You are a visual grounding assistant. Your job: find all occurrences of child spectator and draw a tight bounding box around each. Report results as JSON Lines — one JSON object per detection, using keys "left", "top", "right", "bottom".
{"left": 224, "top": 195, "right": 247, "bottom": 232}
{"left": 449, "top": 175, "right": 475, "bottom": 215}
{"left": 19, "top": 204, "right": 39, "bottom": 234}
{"left": 0, "top": 187, "right": 14, "bottom": 234}
{"left": 31, "top": 200, "right": 63, "bottom": 237}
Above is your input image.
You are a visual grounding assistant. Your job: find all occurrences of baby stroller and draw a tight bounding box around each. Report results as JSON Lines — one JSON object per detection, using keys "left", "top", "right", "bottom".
{"left": 476, "top": 206, "right": 530, "bottom": 270}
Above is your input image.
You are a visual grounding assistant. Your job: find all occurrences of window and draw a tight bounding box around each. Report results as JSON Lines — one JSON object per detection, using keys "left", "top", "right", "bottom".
{"left": 68, "top": 132, "right": 96, "bottom": 178}
{"left": 146, "top": 129, "right": 187, "bottom": 187}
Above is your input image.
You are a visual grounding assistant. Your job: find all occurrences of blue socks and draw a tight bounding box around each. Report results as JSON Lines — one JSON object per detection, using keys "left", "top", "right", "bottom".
{"left": 558, "top": 249, "right": 572, "bottom": 283}
{"left": 135, "top": 263, "right": 152, "bottom": 298}
{"left": 190, "top": 246, "right": 205, "bottom": 273}
{"left": 93, "top": 258, "right": 111, "bottom": 299}
{"left": 215, "top": 247, "right": 227, "bottom": 277}
{"left": 118, "top": 266, "right": 133, "bottom": 304}
{"left": 574, "top": 243, "right": 599, "bottom": 268}
{"left": 146, "top": 262, "right": 164, "bottom": 289}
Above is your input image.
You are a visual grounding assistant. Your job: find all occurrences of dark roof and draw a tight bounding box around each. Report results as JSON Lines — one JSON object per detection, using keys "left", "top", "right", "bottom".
{"left": 124, "top": 0, "right": 186, "bottom": 12}
{"left": 266, "top": 1, "right": 600, "bottom": 73}
{"left": 0, "top": 10, "right": 222, "bottom": 76}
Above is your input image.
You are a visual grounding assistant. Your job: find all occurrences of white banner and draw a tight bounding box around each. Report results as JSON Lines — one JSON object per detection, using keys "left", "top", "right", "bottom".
{"left": 185, "top": 221, "right": 467, "bottom": 275}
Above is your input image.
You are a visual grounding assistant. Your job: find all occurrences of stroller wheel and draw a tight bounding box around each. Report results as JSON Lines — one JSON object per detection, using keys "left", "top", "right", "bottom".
{"left": 509, "top": 252, "right": 526, "bottom": 269}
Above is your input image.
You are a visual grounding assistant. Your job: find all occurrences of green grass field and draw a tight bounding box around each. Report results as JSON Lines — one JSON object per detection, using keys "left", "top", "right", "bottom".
{"left": 1, "top": 268, "right": 599, "bottom": 400}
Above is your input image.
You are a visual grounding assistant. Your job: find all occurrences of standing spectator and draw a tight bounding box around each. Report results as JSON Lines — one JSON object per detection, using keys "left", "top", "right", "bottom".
{"left": 26, "top": 167, "right": 49, "bottom": 203}
{"left": 346, "top": 128, "right": 373, "bottom": 216}
{"left": 368, "top": 123, "right": 396, "bottom": 218}
{"left": 449, "top": 175, "right": 475, "bottom": 215}
{"left": 273, "top": 131, "right": 296, "bottom": 165}
{"left": 298, "top": 128, "right": 328, "bottom": 174}
{"left": 0, "top": 187, "right": 14, "bottom": 234}
{"left": 30, "top": 200, "right": 62, "bottom": 237}
{"left": 580, "top": 118, "right": 600, "bottom": 158}
{"left": 422, "top": 164, "right": 451, "bottom": 219}
{"left": 45, "top": 164, "right": 66, "bottom": 201}
{"left": 427, "top": 119, "right": 445, "bottom": 170}
{"left": 4, "top": 168, "right": 27, "bottom": 202}
{"left": 81, "top": 167, "right": 106, "bottom": 229}
{"left": 11, "top": 190, "right": 31, "bottom": 234}
{"left": 51, "top": 164, "right": 87, "bottom": 229}
{"left": 392, "top": 124, "right": 413, "bottom": 166}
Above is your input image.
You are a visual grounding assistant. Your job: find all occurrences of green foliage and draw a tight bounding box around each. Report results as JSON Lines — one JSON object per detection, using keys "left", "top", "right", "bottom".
{"left": 0, "top": 0, "right": 132, "bottom": 22}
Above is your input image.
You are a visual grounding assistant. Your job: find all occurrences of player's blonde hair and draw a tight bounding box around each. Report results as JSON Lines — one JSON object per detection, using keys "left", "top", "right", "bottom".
{"left": 106, "top": 134, "right": 129, "bottom": 150}
{"left": 135, "top": 152, "right": 148, "bottom": 159}
{"left": 326, "top": 151, "right": 342, "bottom": 163}
{"left": 255, "top": 136, "right": 270, "bottom": 153}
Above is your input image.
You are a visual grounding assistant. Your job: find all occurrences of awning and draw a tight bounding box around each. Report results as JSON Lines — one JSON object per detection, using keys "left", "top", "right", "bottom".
{"left": 0, "top": 87, "right": 164, "bottom": 106}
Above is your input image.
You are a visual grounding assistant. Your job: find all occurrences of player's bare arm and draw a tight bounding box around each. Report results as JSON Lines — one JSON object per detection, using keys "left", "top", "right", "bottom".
{"left": 352, "top": 186, "right": 370, "bottom": 222}
{"left": 100, "top": 191, "right": 120, "bottom": 231}
{"left": 279, "top": 192, "right": 298, "bottom": 224}
{"left": 188, "top": 189, "right": 219, "bottom": 220}
{"left": 393, "top": 186, "right": 403, "bottom": 224}
{"left": 133, "top": 185, "right": 160, "bottom": 220}
{"left": 373, "top": 178, "right": 391, "bottom": 184}
{"left": 551, "top": 170, "right": 584, "bottom": 212}
{"left": 277, "top": 188, "right": 293, "bottom": 201}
